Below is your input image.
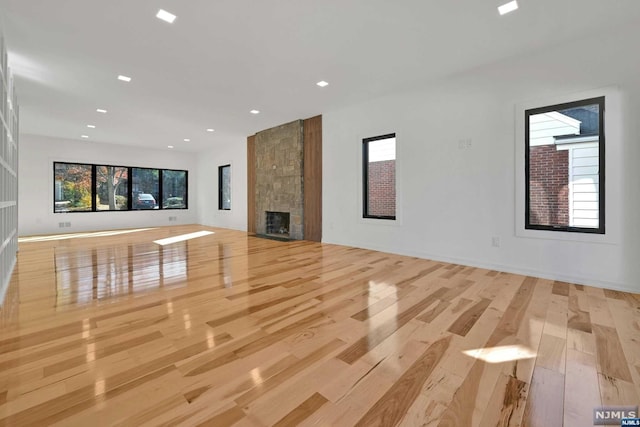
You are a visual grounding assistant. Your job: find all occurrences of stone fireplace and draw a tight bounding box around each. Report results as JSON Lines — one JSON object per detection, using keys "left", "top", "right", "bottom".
{"left": 254, "top": 120, "right": 304, "bottom": 240}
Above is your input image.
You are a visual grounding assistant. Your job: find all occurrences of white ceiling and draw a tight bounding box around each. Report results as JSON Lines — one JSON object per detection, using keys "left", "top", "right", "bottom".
{"left": 1, "top": 0, "right": 639, "bottom": 152}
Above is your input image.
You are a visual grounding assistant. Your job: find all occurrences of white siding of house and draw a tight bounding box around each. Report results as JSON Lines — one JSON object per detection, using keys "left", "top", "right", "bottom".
{"left": 569, "top": 142, "right": 600, "bottom": 227}
{"left": 529, "top": 112, "right": 581, "bottom": 146}
{"left": 557, "top": 140, "right": 600, "bottom": 227}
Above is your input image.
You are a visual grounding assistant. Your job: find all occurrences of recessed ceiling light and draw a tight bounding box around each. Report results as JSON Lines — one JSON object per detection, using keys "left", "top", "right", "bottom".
{"left": 183, "top": 138, "right": 190, "bottom": 142}
{"left": 250, "top": 110, "right": 260, "bottom": 114}
{"left": 81, "top": 135, "right": 89, "bottom": 139}
{"left": 96, "top": 108, "right": 107, "bottom": 113}
{"left": 498, "top": 0, "right": 518, "bottom": 15}
{"left": 87, "top": 124, "right": 96, "bottom": 128}
{"left": 206, "top": 128, "right": 215, "bottom": 132}
{"left": 168, "top": 145, "right": 174, "bottom": 149}
{"left": 156, "top": 9, "right": 177, "bottom": 23}
{"left": 117, "top": 75, "right": 132, "bottom": 82}
{"left": 316, "top": 81, "right": 329, "bottom": 87}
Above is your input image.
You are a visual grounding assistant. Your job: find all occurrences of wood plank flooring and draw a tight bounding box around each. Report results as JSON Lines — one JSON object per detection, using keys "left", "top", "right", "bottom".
{"left": 0, "top": 224, "right": 639, "bottom": 426}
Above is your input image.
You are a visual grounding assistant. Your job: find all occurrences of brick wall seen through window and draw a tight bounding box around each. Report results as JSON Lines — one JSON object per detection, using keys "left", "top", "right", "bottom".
{"left": 363, "top": 134, "right": 396, "bottom": 220}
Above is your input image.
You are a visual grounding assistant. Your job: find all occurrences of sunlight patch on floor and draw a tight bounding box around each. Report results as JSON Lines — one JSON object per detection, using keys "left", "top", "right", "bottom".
{"left": 19, "top": 228, "right": 155, "bottom": 243}
{"left": 462, "top": 345, "right": 536, "bottom": 364}
{"left": 153, "top": 230, "right": 214, "bottom": 246}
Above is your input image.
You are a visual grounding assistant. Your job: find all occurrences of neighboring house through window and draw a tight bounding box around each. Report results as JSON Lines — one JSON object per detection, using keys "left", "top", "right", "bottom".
{"left": 525, "top": 96, "right": 604, "bottom": 233}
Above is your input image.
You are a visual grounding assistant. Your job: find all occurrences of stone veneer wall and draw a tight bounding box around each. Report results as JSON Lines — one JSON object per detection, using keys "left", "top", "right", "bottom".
{"left": 254, "top": 120, "right": 304, "bottom": 239}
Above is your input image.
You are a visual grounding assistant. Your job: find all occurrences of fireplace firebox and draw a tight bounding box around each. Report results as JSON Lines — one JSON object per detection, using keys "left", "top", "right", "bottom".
{"left": 265, "top": 211, "right": 290, "bottom": 238}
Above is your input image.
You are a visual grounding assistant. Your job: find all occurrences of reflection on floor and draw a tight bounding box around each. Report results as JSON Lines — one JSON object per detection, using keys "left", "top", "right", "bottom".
{"left": 1, "top": 224, "right": 639, "bottom": 426}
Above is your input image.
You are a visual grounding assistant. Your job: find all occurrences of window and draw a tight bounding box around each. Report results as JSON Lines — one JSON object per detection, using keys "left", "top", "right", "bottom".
{"left": 53, "top": 163, "right": 188, "bottom": 212}
{"left": 525, "top": 96, "right": 605, "bottom": 233}
{"left": 219, "top": 165, "right": 231, "bottom": 210}
{"left": 363, "top": 134, "right": 396, "bottom": 220}
{"left": 162, "top": 170, "right": 187, "bottom": 209}
{"left": 132, "top": 168, "right": 159, "bottom": 210}
{"left": 96, "top": 166, "right": 128, "bottom": 211}
{"left": 54, "top": 163, "right": 93, "bottom": 212}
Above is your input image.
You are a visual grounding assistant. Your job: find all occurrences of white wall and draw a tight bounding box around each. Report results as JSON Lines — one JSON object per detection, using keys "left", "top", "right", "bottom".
{"left": 197, "top": 139, "right": 247, "bottom": 231}
{"left": 322, "top": 23, "right": 640, "bottom": 292}
{"left": 19, "top": 135, "right": 199, "bottom": 236}
{"left": 17, "top": 24, "right": 639, "bottom": 292}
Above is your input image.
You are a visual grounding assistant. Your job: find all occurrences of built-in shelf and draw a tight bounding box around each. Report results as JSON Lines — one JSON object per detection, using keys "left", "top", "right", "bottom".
{"left": 0, "top": 27, "right": 19, "bottom": 304}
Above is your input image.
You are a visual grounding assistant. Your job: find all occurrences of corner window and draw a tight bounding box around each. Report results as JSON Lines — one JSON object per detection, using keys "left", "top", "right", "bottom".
{"left": 54, "top": 163, "right": 93, "bottom": 212}
{"left": 219, "top": 165, "right": 231, "bottom": 210}
{"left": 525, "top": 96, "right": 604, "bottom": 233}
{"left": 363, "top": 134, "right": 396, "bottom": 220}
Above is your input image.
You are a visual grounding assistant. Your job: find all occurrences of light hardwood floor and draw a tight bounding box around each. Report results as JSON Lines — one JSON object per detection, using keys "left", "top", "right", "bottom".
{"left": 0, "top": 225, "right": 639, "bottom": 426}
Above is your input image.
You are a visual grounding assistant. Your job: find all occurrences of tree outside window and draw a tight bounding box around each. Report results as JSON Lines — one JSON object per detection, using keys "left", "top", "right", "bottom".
{"left": 54, "top": 163, "right": 92, "bottom": 212}
{"left": 96, "top": 166, "right": 128, "bottom": 210}
{"left": 163, "top": 170, "right": 187, "bottom": 209}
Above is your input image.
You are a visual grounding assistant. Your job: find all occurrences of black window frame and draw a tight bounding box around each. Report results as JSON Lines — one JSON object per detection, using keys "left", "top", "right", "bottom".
{"left": 524, "top": 96, "right": 605, "bottom": 234}
{"left": 53, "top": 161, "right": 188, "bottom": 213}
{"left": 362, "top": 133, "right": 396, "bottom": 220}
{"left": 218, "top": 164, "right": 231, "bottom": 210}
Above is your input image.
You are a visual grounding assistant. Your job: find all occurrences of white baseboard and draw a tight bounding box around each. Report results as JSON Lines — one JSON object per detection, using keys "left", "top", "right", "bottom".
{"left": 322, "top": 238, "right": 636, "bottom": 293}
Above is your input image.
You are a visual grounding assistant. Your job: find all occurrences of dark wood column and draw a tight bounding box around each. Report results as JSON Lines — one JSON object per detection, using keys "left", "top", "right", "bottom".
{"left": 247, "top": 134, "right": 256, "bottom": 233}
{"left": 303, "top": 115, "right": 322, "bottom": 242}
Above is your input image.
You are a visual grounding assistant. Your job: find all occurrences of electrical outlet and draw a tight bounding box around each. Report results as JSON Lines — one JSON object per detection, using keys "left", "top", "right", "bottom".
{"left": 491, "top": 236, "right": 500, "bottom": 247}
{"left": 59, "top": 222, "right": 65, "bottom": 228}
{"left": 65, "top": 222, "right": 71, "bottom": 227}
